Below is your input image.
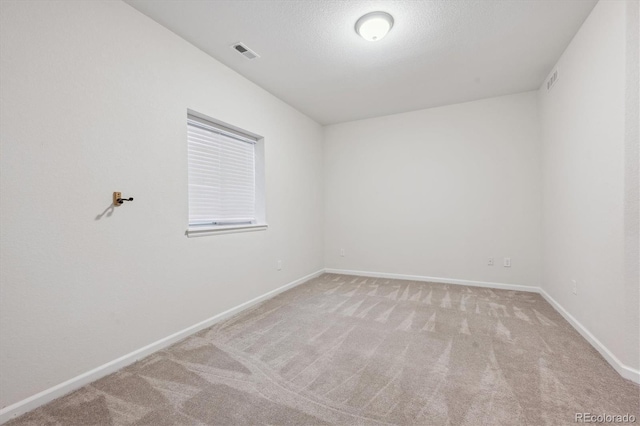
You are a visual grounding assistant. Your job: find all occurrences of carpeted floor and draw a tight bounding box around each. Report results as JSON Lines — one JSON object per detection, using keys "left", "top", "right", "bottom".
{"left": 7, "top": 273, "right": 639, "bottom": 425}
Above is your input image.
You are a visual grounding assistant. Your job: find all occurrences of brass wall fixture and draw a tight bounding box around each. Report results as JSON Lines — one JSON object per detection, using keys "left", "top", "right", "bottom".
{"left": 113, "top": 192, "right": 134, "bottom": 206}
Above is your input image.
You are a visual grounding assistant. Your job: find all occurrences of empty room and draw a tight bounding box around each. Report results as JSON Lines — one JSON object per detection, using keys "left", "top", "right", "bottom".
{"left": 0, "top": 0, "right": 638, "bottom": 424}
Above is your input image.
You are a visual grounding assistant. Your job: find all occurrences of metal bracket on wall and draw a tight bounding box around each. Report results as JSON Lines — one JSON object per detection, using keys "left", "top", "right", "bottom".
{"left": 113, "top": 192, "right": 134, "bottom": 206}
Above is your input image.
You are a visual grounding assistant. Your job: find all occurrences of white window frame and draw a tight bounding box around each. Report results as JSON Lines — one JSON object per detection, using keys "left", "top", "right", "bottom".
{"left": 186, "top": 110, "right": 266, "bottom": 237}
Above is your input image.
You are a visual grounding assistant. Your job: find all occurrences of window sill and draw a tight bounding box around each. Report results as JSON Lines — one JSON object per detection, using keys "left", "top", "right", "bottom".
{"left": 186, "top": 223, "right": 268, "bottom": 238}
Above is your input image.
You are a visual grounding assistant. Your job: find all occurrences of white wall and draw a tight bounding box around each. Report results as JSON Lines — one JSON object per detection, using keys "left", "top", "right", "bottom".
{"left": 0, "top": 0, "right": 323, "bottom": 409}
{"left": 625, "top": 0, "right": 640, "bottom": 377}
{"left": 538, "top": 0, "right": 639, "bottom": 372}
{"left": 324, "top": 92, "right": 542, "bottom": 287}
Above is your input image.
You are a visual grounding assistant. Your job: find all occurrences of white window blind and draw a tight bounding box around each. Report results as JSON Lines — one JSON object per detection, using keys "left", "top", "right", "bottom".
{"left": 187, "top": 116, "right": 256, "bottom": 226}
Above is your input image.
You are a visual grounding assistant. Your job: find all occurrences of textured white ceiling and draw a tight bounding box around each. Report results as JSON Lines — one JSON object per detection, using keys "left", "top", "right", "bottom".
{"left": 124, "top": 0, "right": 597, "bottom": 125}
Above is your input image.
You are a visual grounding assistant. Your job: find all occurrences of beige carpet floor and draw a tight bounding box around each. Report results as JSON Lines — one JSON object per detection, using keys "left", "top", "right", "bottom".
{"left": 8, "top": 273, "right": 639, "bottom": 425}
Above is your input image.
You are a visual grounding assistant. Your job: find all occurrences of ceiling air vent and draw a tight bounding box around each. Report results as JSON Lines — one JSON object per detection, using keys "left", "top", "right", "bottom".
{"left": 546, "top": 68, "right": 559, "bottom": 91}
{"left": 231, "top": 43, "right": 259, "bottom": 60}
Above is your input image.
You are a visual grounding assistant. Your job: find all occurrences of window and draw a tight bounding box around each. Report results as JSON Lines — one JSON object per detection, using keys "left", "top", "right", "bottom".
{"left": 186, "top": 112, "right": 266, "bottom": 237}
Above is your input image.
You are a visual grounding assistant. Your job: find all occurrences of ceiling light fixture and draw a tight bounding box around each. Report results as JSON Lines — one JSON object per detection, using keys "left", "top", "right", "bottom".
{"left": 355, "top": 11, "right": 394, "bottom": 42}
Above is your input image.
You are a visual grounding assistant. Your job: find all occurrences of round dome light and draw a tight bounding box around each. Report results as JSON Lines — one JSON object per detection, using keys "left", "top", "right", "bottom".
{"left": 355, "top": 11, "right": 394, "bottom": 42}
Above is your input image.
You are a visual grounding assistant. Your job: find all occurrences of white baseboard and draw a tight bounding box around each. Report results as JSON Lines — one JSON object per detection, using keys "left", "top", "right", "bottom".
{"left": 326, "top": 267, "right": 640, "bottom": 384}
{"left": 0, "top": 269, "right": 324, "bottom": 425}
{"left": 538, "top": 288, "right": 640, "bottom": 384}
{"left": 2, "top": 267, "right": 638, "bottom": 424}
{"left": 324, "top": 268, "right": 539, "bottom": 293}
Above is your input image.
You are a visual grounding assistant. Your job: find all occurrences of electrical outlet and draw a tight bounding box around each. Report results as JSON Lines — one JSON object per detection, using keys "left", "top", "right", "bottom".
{"left": 503, "top": 257, "right": 511, "bottom": 267}
{"left": 488, "top": 257, "right": 494, "bottom": 266}
{"left": 340, "top": 248, "right": 345, "bottom": 257}
{"left": 572, "top": 279, "right": 577, "bottom": 295}
{"left": 277, "top": 260, "right": 282, "bottom": 271}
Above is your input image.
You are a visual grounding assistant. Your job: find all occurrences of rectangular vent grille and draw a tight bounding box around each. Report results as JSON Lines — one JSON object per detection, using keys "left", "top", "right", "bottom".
{"left": 546, "top": 69, "right": 559, "bottom": 91}
{"left": 231, "top": 43, "right": 259, "bottom": 60}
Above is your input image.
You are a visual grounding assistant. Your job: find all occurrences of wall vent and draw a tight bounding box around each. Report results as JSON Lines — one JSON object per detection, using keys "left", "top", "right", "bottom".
{"left": 546, "top": 68, "right": 559, "bottom": 91}
{"left": 231, "top": 43, "right": 260, "bottom": 60}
